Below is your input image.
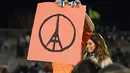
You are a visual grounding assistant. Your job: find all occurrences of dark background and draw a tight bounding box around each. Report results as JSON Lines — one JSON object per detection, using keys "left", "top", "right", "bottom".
{"left": 0, "top": 0, "right": 130, "bottom": 72}
{"left": 4, "top": 0, "right": 130, "bottom": 30}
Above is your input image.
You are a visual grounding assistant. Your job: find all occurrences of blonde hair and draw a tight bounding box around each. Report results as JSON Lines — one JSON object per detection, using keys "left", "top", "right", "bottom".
{"left": 97, "top": 33, "right": 111, "bottom": 57}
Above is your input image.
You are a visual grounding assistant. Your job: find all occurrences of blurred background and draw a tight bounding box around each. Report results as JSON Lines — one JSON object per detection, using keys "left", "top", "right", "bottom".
{"left": 1, "top": 0, "right": 130, "bottom": 73}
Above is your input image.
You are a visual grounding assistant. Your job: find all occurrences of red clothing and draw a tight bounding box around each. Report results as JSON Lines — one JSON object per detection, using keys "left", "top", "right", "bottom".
{"left": 82, "top": 31, "right": 92, "bottom": 49}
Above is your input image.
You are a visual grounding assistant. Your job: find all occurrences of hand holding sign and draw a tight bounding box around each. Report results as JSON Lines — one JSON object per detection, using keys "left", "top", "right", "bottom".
{"left": 56, "top": 0, "right": 81, "bottom": 7}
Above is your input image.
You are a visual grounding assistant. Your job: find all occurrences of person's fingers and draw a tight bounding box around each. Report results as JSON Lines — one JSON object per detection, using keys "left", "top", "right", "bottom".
{"left": 62, "top": 0, "right": 68, "bottom": 7}
{"left": 55, "top": 0, "right": 68, "bottom": 7}
{"left": 55, "top": 0, "right": 63, "bottom": 7}
{"left": 68, "top": 0, "right": 81, "bottom": 7}
{"left": 56, "top": 0, "right": 81, "bottom": 7}
{"left": 72, "top": 1, "right": 77, "bottom": 7}
{"left": 68, "top": 1, "right": 75, "bottom": 7}
{"left": 63, "top": 0, "right": 68, "bottom": 4}
{"left": 68, "top": 1, "right": 72, "bottom": 5}
{"left": 75, "top": 0, "right": 81, "bottom": 4}
{"left": 74, "top": 0, "right": 81, "bottom": 6}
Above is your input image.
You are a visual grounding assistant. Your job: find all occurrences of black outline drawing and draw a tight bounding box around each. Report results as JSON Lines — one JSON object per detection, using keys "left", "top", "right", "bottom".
{"left": 39, "top": 13, "right": 76, "bottom": 52}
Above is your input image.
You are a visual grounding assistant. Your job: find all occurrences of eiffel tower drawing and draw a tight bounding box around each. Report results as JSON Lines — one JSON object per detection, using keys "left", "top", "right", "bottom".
{"left": 46, "top": 14, "right": 63, "bottom": 51}
{"left": 39, "top": 13, "right": 76, "bottom": 52}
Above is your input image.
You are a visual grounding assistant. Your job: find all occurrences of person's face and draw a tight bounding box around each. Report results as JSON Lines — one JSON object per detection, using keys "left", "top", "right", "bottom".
{"left": 86, "top": 39, "right": 96, "bottom": 53}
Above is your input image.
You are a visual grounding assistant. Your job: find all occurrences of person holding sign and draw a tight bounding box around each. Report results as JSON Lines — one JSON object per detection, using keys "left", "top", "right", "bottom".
{"left": 52, "top": 0, "right": 95, "bottom": 73}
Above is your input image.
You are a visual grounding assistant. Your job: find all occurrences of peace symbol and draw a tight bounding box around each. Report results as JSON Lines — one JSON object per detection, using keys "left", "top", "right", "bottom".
{"left": 39, "top": 13, "right": 76, "bottom": 52}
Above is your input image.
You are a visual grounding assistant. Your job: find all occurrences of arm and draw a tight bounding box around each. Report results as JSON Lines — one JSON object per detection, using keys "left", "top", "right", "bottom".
{"left": 84, "top": 14, "right": 95, "bottom": 32}
{"left": 82, "top": 14, "right": 95, "bottom": 49}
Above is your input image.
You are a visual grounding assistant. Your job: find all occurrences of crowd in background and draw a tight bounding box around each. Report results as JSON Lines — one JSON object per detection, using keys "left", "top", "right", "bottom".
{"left": 0, "top": 25, "right": 130, "bottom": 73}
